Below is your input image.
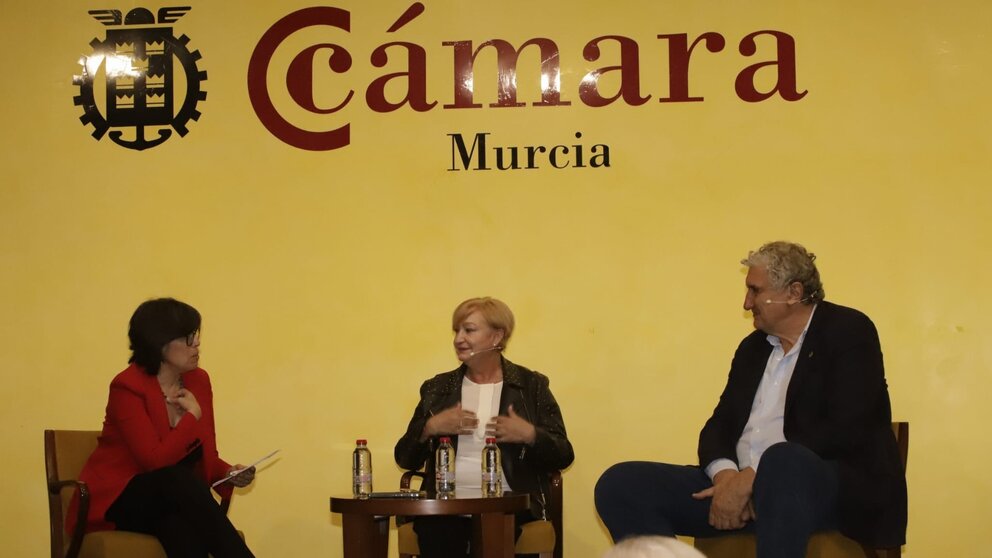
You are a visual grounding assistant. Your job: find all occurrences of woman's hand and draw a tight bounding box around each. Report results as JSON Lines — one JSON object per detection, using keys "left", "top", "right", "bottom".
{"left": 486, "top": 405, "right": 536, "bottom": 444}
{"left": 422, "top": 403, "right": 477, "bottom": 440}
{"left": 168, "top": 388, "right": 202, "bottom": 420}
{"left": 226, "top": 465, "right": 256, "bottom": 488}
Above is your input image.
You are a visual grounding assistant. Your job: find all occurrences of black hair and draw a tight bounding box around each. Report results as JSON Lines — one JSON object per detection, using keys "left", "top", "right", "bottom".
{"left": 128, "top": 298, "right": 201, "bottom": 376}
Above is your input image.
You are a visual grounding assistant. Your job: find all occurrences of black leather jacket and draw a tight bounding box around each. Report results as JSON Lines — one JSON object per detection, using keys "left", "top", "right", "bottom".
{"left": 394, "top": 358, "right": 574, "bottom": 520}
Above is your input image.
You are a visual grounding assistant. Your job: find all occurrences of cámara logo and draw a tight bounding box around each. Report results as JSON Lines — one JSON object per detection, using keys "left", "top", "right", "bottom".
{"left": 247, "top": 3, "right": 807, "bottom": 153}
{"left": 73, "top": 7, "right": 207, "bottom": 150}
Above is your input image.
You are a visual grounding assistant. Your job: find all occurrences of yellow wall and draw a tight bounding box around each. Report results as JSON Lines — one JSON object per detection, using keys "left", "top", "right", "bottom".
{"left": 2, "top": 1, "right": 990, "bottom": 555}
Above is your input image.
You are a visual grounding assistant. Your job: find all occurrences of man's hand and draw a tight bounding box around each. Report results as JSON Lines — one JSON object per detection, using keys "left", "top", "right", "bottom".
{"left": 743, "top": 499, "right": 757, "bottom": 522}
{"left": 691, "top": 468, "right": 755, "bottom": 530}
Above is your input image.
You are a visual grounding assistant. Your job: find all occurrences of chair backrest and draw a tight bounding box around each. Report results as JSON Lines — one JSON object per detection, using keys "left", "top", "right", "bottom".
{"left": 867, "top": 422, "right": 908, "bottom": 558}
{"left": 891, "top": 421, "right": 909, "bottom": 472}
{"left": 548, "top": 469, "right": 564, "bottom": 558}
{"left": 45, "top": 430, "right": 100, "bottom": 558}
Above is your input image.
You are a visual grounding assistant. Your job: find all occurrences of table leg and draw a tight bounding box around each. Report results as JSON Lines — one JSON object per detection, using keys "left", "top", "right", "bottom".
{"left": 340, "top": 513, "right": 389, "bottom": 558}
{"left": 472, "top": 511, "right": 515, "bottom": 558}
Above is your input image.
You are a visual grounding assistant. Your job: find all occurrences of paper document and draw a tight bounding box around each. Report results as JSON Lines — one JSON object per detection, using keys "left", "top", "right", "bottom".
{"left": 212, "top": 449, "right": 280, "bottom": 487}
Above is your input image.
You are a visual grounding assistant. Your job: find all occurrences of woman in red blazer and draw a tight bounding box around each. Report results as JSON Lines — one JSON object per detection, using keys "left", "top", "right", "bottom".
{"left": 68, "top": 298, "right": 254, "bottom": 557}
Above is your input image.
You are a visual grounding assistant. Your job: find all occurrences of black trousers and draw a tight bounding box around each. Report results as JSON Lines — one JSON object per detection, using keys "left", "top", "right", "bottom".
{"left": 105, "top": 464, "right": 253, "bottom": 558}
{"left": 413, "top": 511, "right": 538, "bottom": 558}
{"left": 595, "top": 442, "right": 839, "bottom": 558}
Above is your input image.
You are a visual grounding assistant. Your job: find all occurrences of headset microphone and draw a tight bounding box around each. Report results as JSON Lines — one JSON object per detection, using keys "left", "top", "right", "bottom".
{"left": 764, "top": 296, "right": 812, "bottom": 305}
{"left": 468, "top": 346, "right": 502, "bottom": 357}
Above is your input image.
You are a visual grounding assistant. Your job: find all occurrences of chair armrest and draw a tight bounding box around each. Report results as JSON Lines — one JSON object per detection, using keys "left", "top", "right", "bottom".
{"left": 396, "top": 471, "right": 427, "bottom": 528}
{"left": 400, "top": 471, "right": 426, "bottom": 490}
{"left": 49, "top": 479, "right": 88, "bottom": 558}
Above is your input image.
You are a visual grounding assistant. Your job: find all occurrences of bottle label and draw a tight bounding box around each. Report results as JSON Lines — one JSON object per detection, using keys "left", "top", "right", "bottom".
{"left": 437, "top": 471, "right": 455, "bottom": 483}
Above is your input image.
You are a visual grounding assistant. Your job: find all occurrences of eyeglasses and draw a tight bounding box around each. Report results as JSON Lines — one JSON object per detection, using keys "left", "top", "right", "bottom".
{"left": 184, "top": 330, "right": 200, "bottom": 346}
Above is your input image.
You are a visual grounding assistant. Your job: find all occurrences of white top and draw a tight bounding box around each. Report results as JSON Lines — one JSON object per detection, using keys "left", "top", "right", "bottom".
{"left": 456, "top": 376, "right": 511, "bottom": 492}
{"left": 706, "top": 306, "right": 817, "bottom": 479}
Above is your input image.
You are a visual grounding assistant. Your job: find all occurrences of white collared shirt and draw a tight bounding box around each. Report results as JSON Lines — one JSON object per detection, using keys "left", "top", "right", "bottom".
{"left": 706, "top": 306, "right": 817, "bottom": 479}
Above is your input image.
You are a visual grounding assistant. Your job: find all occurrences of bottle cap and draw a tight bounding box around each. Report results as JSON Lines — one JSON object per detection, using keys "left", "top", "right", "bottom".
{"left": 485, "top": 437, "right": 496, "bottom": 444}
{"left": 356, "top": 439, "right": 367, "bottom": 445}
{"left": 439, "top": 436, "right": 451, "bottom": 443}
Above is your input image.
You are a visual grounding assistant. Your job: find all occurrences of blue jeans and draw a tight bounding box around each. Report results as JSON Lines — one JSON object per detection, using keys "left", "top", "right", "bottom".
{"left": 594, "top": 442, "right": 839, "bottom": 558}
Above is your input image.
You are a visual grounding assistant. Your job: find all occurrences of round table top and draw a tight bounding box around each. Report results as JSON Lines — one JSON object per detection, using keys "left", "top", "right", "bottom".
{"left": 330, "top": 492, "right": 529, "bottom": 516}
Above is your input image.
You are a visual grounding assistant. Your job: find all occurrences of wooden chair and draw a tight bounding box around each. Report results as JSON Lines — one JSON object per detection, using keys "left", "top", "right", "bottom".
{"left": 45, "top": 429, "right": 235, "bottom": 558}
{"left": 694, "top": 422, "right": 909, "bottom": 558}
{"left": 397, "top": 470, "right": 564, "bottom": 558}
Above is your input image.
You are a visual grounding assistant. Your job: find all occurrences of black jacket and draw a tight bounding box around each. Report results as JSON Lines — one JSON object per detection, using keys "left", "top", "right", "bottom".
{"left": 698, "top": 301, "right": 907, "bottom": 547}
{"left": 394, "top": 358, "right": 574, "bottom": 520}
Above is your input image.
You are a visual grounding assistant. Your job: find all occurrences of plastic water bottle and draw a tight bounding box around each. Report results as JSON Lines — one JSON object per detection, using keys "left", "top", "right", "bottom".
{"left": 482, "top": 437, "right": 502, "bottom": 497}
{"left": 352, "top": 439, "right": 373, "bottom": 498}
{"left": 436, "top": 436, "right": 456, "bottom": 498}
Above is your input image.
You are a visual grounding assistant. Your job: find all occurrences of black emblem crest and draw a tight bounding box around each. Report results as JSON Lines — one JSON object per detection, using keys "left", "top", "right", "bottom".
{"left": 73, "top": 7, "right": 207, "bottom": 150}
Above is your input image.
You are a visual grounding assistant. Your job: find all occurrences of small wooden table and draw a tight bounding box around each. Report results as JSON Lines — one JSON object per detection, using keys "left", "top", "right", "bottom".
{"left": 330, "top": 492, "right": 529, "bottom": 558}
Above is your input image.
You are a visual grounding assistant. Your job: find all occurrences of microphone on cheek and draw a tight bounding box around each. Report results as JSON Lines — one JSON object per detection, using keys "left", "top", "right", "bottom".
{"left": 468, "top": 346, "right": 503, "bottom": 357}
{"left": 764, "top": 296, "right": 813, "bottom": 305}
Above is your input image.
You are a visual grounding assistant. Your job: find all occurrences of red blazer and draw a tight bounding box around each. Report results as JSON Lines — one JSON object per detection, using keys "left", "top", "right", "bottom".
{"left": 67, "top": 364, "right": 232, "bottom": 533}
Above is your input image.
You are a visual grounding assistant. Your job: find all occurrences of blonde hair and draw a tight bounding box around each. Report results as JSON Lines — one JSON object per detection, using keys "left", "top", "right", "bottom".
{"left": 451, "top": 297, "right": 515, "bottom": 348}
{"left": 603, "top": 536, "right": 706, "bottom": 558}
